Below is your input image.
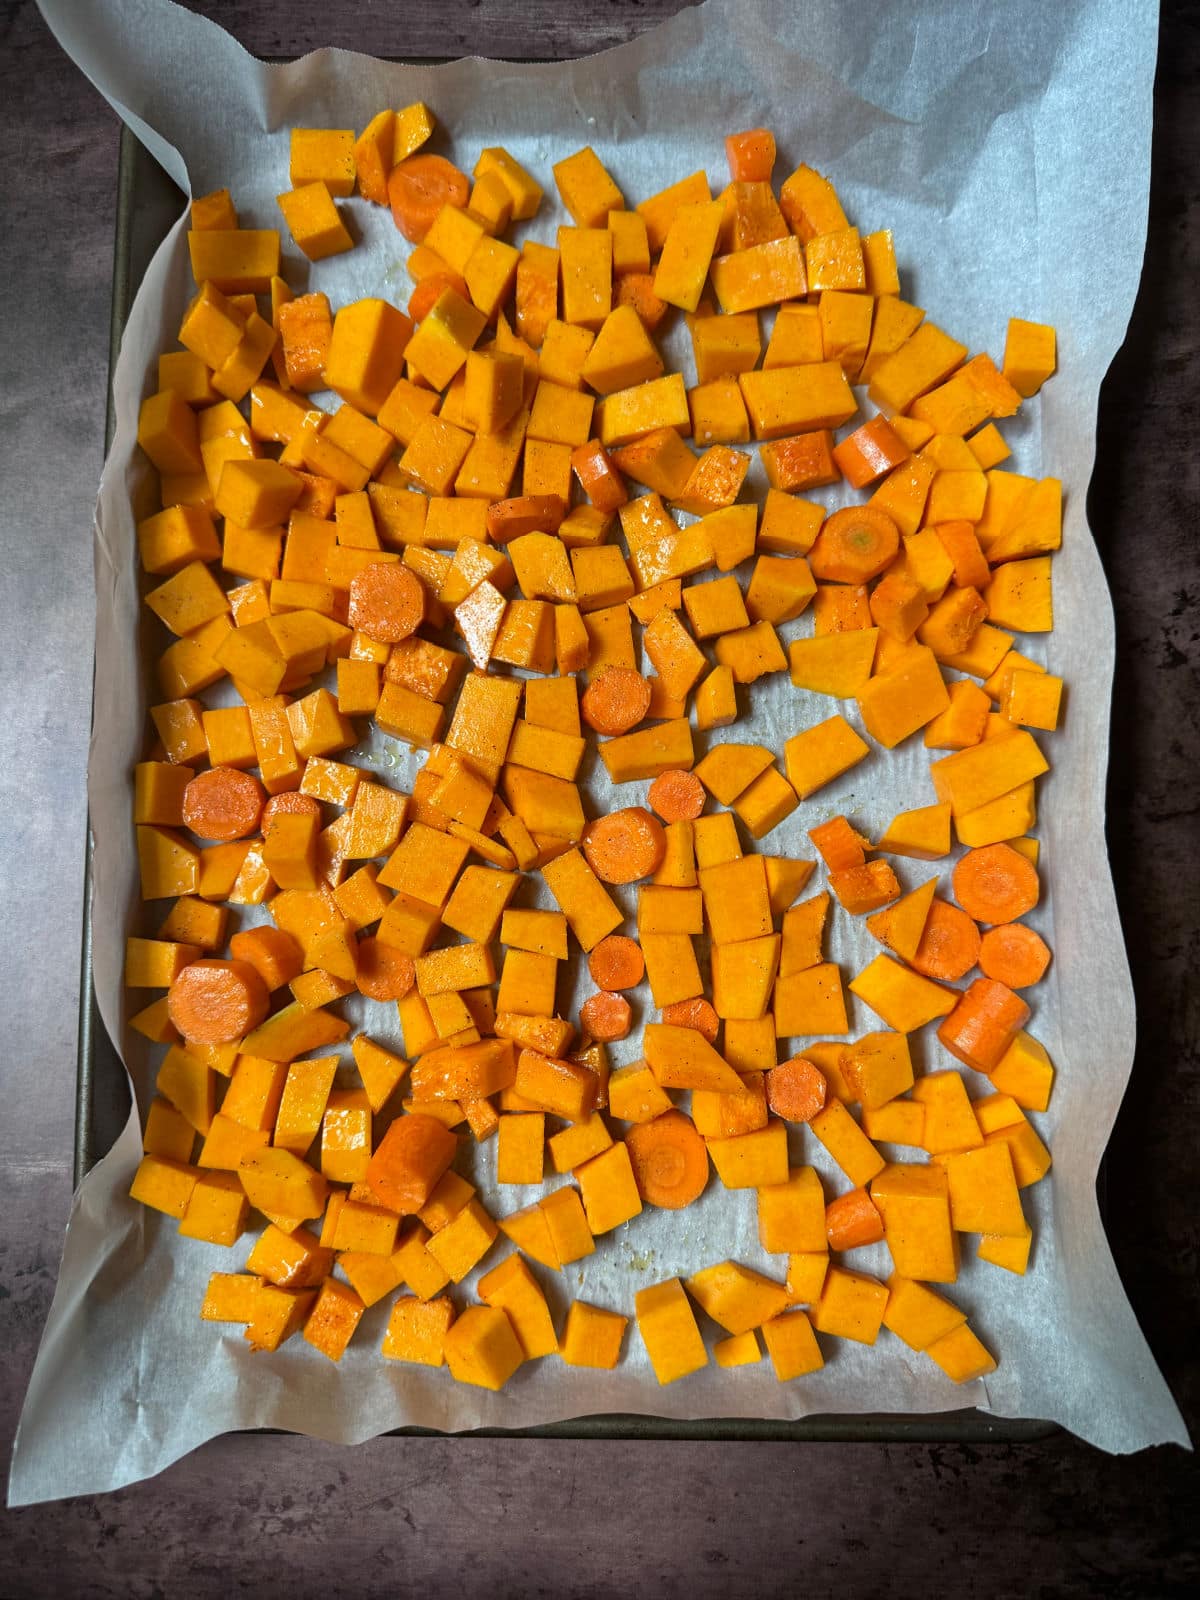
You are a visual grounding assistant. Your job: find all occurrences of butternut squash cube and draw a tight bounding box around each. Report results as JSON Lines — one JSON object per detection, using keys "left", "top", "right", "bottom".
{"left": 635, "top": 1277, "right": 708, "bottom": 1385}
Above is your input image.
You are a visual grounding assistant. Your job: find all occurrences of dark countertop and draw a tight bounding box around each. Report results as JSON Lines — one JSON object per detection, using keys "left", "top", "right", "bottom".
{"left": 0, "top": 2, "right": 1195, "bottom": 1593}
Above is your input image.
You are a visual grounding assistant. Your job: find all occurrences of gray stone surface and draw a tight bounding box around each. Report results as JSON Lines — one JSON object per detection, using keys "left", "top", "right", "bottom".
{"left": 0, "top": 1, "right": 1195, "bottom": 1592}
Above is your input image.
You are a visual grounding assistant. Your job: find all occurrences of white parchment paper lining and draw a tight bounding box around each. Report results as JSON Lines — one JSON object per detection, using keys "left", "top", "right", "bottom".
{"left": 11, "top": 0, "right": 1187, "bottom": 1506}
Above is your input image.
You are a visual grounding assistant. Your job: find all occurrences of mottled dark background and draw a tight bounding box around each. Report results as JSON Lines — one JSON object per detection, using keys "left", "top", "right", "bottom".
{"left": 0, "top": 2, "right": 1195, "bottom": 1594}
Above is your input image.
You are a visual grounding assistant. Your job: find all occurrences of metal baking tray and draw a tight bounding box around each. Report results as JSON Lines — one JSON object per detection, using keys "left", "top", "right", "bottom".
{"left": 77, "top": 121, "right": 1056, "bottom": 1445}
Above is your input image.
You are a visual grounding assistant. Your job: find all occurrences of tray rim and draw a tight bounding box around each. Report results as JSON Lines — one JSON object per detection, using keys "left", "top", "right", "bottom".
{"left": 78, "top": 118, "right": 1059, "bottom": 1448}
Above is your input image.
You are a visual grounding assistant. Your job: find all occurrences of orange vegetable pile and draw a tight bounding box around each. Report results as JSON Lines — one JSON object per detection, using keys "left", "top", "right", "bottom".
{"left": 125, "top": 102, "right": 1062, "bottom": 1390}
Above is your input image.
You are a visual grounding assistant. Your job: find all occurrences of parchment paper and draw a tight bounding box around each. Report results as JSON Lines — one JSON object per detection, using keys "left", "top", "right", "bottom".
{"left": 11, "top": 0, "right": 1187, "bottom": 1506}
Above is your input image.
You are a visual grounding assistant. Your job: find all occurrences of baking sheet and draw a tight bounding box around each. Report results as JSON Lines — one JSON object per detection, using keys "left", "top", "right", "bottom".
{"left": 11, "top": 0, "right": 1187, "bottom": 1506}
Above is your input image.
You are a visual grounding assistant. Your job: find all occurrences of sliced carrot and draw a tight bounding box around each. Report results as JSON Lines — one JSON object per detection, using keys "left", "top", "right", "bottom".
{"left": 613, "top": 271, "right": 670, "bottom": 333}
{"left": 647, "top": 768, "right": 705, "bottom": 823}
{"left": 660, "top": 996, "right": 720, "bottom": 1043}
{"left": 808, "top": 815, "right": 868, "bottom": 871}
{"left": 580, "top": 991, "right": 633, "bottom": 1042}
{"left": 978, "top": 922, "right": 1051, "bottom": 989}
{"left": 166, "top": 958, "right": 270, "bottom": 1045}
{"left": 587, "top": 934, "right": 646, "bottom": 992}
{"left": 808, "top": 504, "right": 901, "bottom": 584}
{"left": 229, "top": 925, "right": 304, "bottom": 990}
{"left": 485, "top": 494, "right": 566, "bottom": 544}
{"left": 937, "top": 976, "right": 1031, "bottom": 1073}
{"left": 348, "top": 561, "right": 427, "bottom": 644}
{"left": 570, "top": 439, "right": 629, "bottom": 513}
{"left": 932, "top": 519, "right": 991, "bottom": 590}
{"left": 952, "top": 843, "right": 1040, "bottom": 926}
{"left": 387, "top": 153, "right": 470, "bottom": 244}
{"left": 365, "top": 1112, "right": 458, "bottom": 1212}
{"left": 831, "top": 415, "right": 910, "bottom": 489}
{"left": 725, "top": 127, "right": 776, "bottom": 183}
{"left": 825, "top": 1187, "right": 885, "bottom": 1251}
{"left": 408, "top": 271, "right": 468, "bottom": 322}
{"left": 582, "top": 808, "right": 666, "bottom": 884}
{"left": 580, "top": 666, "right": 652, "bottom": 736}
{"left": 181, "top": 767, "right": 265, "bottom": 842}
{"left": 908, "top": 897, "right": 981, "bottom": 982}
{"left": 765, "top": 1055, "right": 828, "bottom": 1123}
{"left": 625, "top": 1110, "right": 709, "bottom": 1209}
{"left": 356, "top": 937, "right": 417, "bottom": 1001}
{"left": 260, "top": 792, "right": 322, "bottom": 832}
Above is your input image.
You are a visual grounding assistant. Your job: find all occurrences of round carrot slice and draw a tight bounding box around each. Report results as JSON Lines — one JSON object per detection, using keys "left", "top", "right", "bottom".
{"left": 167, "top": 958, "right": 270, "bottom": 1044}
{"left": 229, "top": 925, "right": 304, "bottom": 990}
{"left": 978, "top": 922, "right": 1052, "bottom": 988}
{"left": 647, "top": 768, "right": 705, "bottom": 823}
{"left": 181, "top": 767, "right": 265, "bottom": 842}
{"left": 765, "top": 1055, "right": 828, "bottom": 1123}
{"left": 387, "top": 153, "right": 470, "bottom": 243}
{"left": 348, "top": 562, "right": 427, "bottom": 644}
{"left": 580, "top": 991, "right": 632, "bottom": 1042}
{"left": 355, "top": 937, "right": 417, "bottom": 1002}
{"left": 808, "top": 504, "right": 901, "bottom": 584}
{"left": 908, "top": 897, "right": 981, "bottom": 981}
{"left": 580, "top": 666, "right": 652, "bottom": 736}
{"left": 626, "top": 1110, "right": 709, "bottom": 1209}
{"left": 587, "top": 934, "right": 645, "bottom": 992}
{"left": 261, "top": 792, "right": 322, "bottom": 833}
{"left": 660, "top": 996, "right": 720, "bottom": 1043}
{"left": 581, "top": 807, "right": 666, "bottom": 884}
{"left": 952, "top": 843, "right": 1040, "bottom": 926}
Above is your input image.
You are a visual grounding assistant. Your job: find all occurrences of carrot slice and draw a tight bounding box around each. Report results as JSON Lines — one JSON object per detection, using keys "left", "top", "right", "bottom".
{"left": 387, "top": 153, "right": 470, "bottom": 243}
{"left": 228, "top": 925, "right": 304, "bottom": 990}
{"left": 587, "top": 934, "right": 646, "bottom": 992}
{"left": 356, "top": 937, "right": 417, "bottom": 1001}
{"left": 825, "top": 1187, "right": 885, "bottom": 1250}
{"left": 580, "top": 666, "right": 652, "bottom": 736}
{"left": 647, "top": 768, "right": 705, "bottom": 823}
{"left": 167, "top": 958, "right": 270, "bottom": 1045}
{"left": 409, "top": 270, "right": 468, "bottom": 322}
{"left": 348, "top": 562, "right": 427, "bottom": 644}
{"left": 625, "top": 1110, "right": 709, "bottom": 1209}
{"left": 581, "top": 807, "right": 666, "bottom": 884}
{"left": 808, "top": 815, "right": 868, "bottom": 871}
{"left": 580, "top": 991, "right": 633, "bottom": 1042}
{"left": 765, "top": 1055, "right": 828, "bottom": 1123}
{"left": 808, "top": 504, "right": 901, "bottom": 584}
{"left": 260, "top": 792, "right": 322, "bottom": 832}
{"left": 660, "top": 996, "right": 720, "bottom": 1042}
{"left": 952, "top": 843, "right": 1040, "bottom": 926}
{"left": 937, "top": 977, "right": 1031, "bottom": 1073}
{"left": 908, "top": 897, "right": 981, "bottom": 982}
{"left": 978, "top": 922, "right": 1051, "bottom": 988}
{"left": 485, "top": 495, "right": 567, "bottom": 544}
{"left": 725, "top": 128, "right": 776, "bottom": 183}
{"left": 181, "top": 767, "right": 265, "bottom": 842}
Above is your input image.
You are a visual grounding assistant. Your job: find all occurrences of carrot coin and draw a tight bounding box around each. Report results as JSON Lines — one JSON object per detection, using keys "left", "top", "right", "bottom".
{"left": 908, "top": 897, "right": 981, "bottom": 981}
{"left": 181, "top": 767, "right": 265, "bottom": 841}
{"left": 647, "top": 768, "right": 705, "bottom": 823}
{"left": 952, "top": 843, "right": 1040, "bottom": 925}
{"left": 581, "top": 807, "right": 666, "bottom": 884}
{"left": 348, "top": 561, "right": 427, "bottom": 644}
{"left": 765, "top": 1055, "right": 828, "bottom": 1123}
{"left": 167, "top": 958, "right": 270, "bottom": 1044}
{"left": 587, "top": 934, "right": 645, "bottom": 992}
{"left": 580, "top": 991, "right": 632, "bottom": 1042}
{"left": 228, "top": 925, "right": 304, "bottom": 990}
{"left": 408, "top": 271, "right": 467, "bottom": 322}
{"left": 355, "top": 937, "right": 417, "bottom": 1001}
{"left": 626, "top": 1110, "right": 709, "bottom": 1209}
{"left": 978, "top": 922, "right": 1052, "bottom": 988}
{"left": 580, "top": 666, "right": 652, "bottom": 736}
{"left": 808, "top": 504, "right": 900, "bottom": 584}
{"left": 825, "top": 1188, "right": 885, "bottom": 1251}
{"left": 660, "top": 996, "right": 720, "bottom": 1042}
{"left": 387, "top": 153, "right": 470, "bottom": 243}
